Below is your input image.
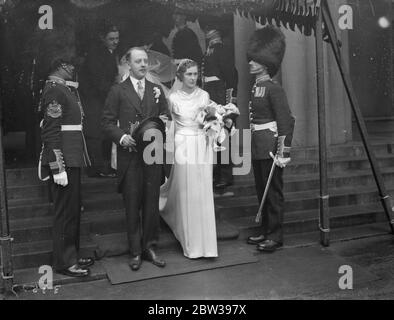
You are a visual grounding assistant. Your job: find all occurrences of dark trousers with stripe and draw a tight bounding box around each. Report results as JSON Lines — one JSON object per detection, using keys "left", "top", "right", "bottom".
{"left": 205, "top": 81, "right": 234, "bottom": 188}
{"left": 214, "top": 126, "right": 234, "bottom": 187}
{"left": 121, "top": 163, "right": 162, "bottom": 257}
{"left": 252, "top": 159, "right": 284, "bottom": 244}
{"left": 50, "top": 167, "right": 81, "bottom": 271}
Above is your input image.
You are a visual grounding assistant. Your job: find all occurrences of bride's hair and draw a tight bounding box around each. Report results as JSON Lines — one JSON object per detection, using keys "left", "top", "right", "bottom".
{"left": 176, "top": 59, "right": 198, "bottom": 81}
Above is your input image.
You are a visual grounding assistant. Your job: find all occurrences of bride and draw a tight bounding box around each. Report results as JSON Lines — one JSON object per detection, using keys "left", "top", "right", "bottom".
{"left": 159, "top": 59, "right": 239, "bottom": 259}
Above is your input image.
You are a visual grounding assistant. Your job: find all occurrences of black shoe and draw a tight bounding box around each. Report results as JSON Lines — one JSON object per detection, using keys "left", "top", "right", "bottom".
{"left": 257, "top": 240, "right": 283, "bottom": 253}
{"left": 129, "top": 255, "right": 142, "bottom": 271}
{"left": 98, "top": 171, "right": 117, "bottom": 178}
{"left": 78, "top": 257, "right": 94, "bottom": 268}
{"left": 86, "top": 167, "right": 101, "bottom": 178}
{"left": 214, "top": 181, "right": 228, "bottom": 189}
{"left": 57, "top": 265, "right": 90, "bottom": 278}
{"left": 142, "top": 248, "right": 166, "bottom": 268}
{"left": 247, "top": 235, "right": 266, "bottom": 245}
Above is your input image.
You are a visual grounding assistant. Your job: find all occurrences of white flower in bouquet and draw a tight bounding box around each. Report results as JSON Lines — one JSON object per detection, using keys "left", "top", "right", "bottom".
{"left": 195, "top": 100, "right": 239, "bottom": 151}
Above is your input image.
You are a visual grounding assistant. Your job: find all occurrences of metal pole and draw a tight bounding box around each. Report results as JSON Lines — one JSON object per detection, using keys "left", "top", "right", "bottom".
{"left": 315, "top": 1, "right": 330, "bottom": 247}
{"left": 321, "top": 0, "right": 394, "bottom": 233}
{"left": 0, "top": 99, "right": 14, "bottom": 295}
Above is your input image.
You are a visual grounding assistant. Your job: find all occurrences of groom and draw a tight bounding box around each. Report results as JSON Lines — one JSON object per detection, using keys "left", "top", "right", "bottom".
{"left": 102, "top": 47, "right": 169, "bottom": 271}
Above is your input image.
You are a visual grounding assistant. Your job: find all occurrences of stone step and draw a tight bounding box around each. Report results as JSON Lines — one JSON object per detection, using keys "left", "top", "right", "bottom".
{"left": 265, "top": 154, "right": 394, "bottom": 177}
{"left": 269, "top": 221, "right": 391, "bottom": 248}
{"left": 6, "top": 177, "right": 118, "bottom": 201}
{"left": 230, "top": 203, "right": 388, "bottom": 240}
{"left": 9, "top": 181, "right": 393, "bottom": 245}
{"left": 216, "top": 184, "right": 394, "bottom": 220}
{"left": 12, "top": 221, "right": 391, "bottom": 287}
{"left": 11, "top": 238, "right": 97, "bottom": 270}
{"left": 9, "top": 220, "right": 239, "bottom": 271}
{"left": 5, "top": 139, "right": 394, "bottom": 187}
{"left": 85, "top": 202, "right": 391, "bottom": 241}
{"left": 7, "top": 193, "right": 124, "bottom": 221}
{"left": 9, "top": 216, "right": 92, "bottom": 244}
{"left": 290, "top": 139, "right": 394, "bottom": 160}
{"left": 7, "top": 166, "right": 394, "bottom": 221}
{"left": 231, "top": 167, "right": 394, "bottom": 196}
{"left": 234, "top": 155, "right": 394, "bottom": 182}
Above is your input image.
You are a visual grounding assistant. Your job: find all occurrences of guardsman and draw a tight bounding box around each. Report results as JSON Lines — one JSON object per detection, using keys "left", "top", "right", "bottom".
{"left": 201, "top": 24, "right": 238, "bottom": 193}
{"left": 172, "top": 12, "right": 203, "bottom": 65}
{"left": 38, "top": 53, "right": 94, "bottom": 277}
{"left": 246, "top": 26, "right": 295, "bottom": 253}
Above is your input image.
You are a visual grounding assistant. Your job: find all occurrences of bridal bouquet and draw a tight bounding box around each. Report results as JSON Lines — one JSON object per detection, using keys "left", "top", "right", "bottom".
{"left": 196, "top": 100, "right": 240, "bottom": 151}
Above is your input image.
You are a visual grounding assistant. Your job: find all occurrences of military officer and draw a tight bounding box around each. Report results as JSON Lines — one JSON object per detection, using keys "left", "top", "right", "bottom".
{"left": 246, "top": 26, "right": 295, "bottom": 253}
{"left": 38, "top": 53, "right": 94, "bottom": 277}
{"left": 201, "top": 24, "right": 238, "bottom": 193}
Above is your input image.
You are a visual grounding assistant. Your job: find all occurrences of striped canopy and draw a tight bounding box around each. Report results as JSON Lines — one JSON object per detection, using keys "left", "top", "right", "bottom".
{"left": 149, "top": 0, "right": 319, "bottom": 35}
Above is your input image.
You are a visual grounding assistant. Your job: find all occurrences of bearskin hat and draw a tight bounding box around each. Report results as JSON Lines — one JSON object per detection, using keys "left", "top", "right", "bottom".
{"left": 48, "top": 49, "right": 77, "bottom": 74}
{"left": 247, "top": 25, "right": 286, "bottom": 77}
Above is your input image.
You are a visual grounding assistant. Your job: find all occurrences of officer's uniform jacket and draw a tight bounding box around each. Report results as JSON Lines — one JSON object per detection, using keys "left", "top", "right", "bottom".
{"left": 39, "top": 78, "right": 91, "bottom": 181}
{"left": 202, "top": 41, "right": 238, "bottom": 104}
{"left": 249, "top": 77, "right": 295, "bottom": 160}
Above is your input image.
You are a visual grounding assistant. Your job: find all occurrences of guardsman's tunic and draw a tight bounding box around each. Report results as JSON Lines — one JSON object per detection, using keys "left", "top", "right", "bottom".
{"left": 39, "top": 77, "right": 90, "bottom": 271}
{"left": 201, "top": 41, "right": 238, "bottom": 105}
{"left": 249, "top": 75, "right": 295, "bottom": 244}
{"left": 201, "top": 39, "right": 238, "bottom": 189}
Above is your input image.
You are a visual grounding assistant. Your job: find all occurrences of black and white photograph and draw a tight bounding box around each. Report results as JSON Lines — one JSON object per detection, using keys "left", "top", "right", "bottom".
{"left": 0, "top": 0, "right": 394, "bottom": 305}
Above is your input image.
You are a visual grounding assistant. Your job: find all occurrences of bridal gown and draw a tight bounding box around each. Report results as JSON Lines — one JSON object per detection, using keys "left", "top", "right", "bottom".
{"left": 160, "top": 88, "right": 218, "bottom": 259}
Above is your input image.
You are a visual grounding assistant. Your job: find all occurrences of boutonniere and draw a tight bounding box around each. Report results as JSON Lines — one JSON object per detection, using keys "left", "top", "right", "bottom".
{"left": 153, "top": 87, "right": 161, "bottom": 103}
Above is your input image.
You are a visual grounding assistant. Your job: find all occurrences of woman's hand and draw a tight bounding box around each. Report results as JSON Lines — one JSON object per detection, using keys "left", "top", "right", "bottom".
{"left": 224, "top": 103, "right": 240, "bottom": 116}
{"left": 205, "top": 105, "right": 217, "bottom": 118}
{"left": 159, "top": 115, "right": 169, "bottom": 123}
{"left": 195, "top": 110, "right": 206, "bottom": 125}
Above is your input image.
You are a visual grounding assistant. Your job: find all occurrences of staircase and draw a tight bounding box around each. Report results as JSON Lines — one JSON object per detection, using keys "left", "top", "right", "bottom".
{"left": 3, "top": 137, "right": 394, "bottom": 271}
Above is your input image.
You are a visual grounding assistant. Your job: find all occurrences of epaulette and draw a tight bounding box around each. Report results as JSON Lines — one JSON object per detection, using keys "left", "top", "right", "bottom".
{"left": 38, "top": 81, "right": 57, "bottom": 112}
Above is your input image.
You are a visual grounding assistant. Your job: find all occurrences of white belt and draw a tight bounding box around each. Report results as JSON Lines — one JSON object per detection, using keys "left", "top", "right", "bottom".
{"left": 250, "top": 121, "right": 278, "bottom": 132}
{"left": 61, "top": 125, "right": 82, "bottom": 131}
{"left": 66, "top": 81, "right": 79, "bottom": 89}
{"left": 204, "top": 76, "right": 220, "bottom": 83}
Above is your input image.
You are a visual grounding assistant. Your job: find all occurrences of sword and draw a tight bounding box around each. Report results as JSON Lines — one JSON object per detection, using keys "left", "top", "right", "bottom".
{"left": 255, "top": 155, "right": 278, "bottom": 224}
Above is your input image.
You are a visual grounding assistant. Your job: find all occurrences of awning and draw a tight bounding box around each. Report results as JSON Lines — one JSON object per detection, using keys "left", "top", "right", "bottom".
{"left": 149, "top": 0, "right": 318, "bottom": 36}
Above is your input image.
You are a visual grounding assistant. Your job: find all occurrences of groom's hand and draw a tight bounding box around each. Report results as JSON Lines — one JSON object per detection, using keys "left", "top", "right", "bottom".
{"left": 159, "top": 115, "right": 169, "bottom": 123}
{"left": 121, "top": 135, "right": 136, "bottom": 148}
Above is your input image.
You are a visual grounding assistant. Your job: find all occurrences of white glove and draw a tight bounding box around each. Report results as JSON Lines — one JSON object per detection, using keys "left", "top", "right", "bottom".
{"left": 224, "top": 103, "right": 240, "bottom": 116}
{"left": 270, "top": 152, "right": 291, "bottom": 168}
{"left": 53, "top": 171, "right": 68, "bottom": 187}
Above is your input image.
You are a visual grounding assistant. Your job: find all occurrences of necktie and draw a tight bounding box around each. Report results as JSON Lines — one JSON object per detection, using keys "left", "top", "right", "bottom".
{"left": 137, "top": 80, "right": 144, "bottom": 100}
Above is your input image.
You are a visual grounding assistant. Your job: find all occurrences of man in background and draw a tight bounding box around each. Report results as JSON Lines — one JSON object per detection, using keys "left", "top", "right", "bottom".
{"left": 80, "top": 22, "right": 120, "bottom": 177}
{"left": 201, "top": 24, "right": 238, "bottom": 194}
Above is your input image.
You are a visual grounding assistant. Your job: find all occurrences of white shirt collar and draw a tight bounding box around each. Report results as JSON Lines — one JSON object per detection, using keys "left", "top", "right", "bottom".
{"left": 129, "top": 76, "right": 145, "bottom": 90}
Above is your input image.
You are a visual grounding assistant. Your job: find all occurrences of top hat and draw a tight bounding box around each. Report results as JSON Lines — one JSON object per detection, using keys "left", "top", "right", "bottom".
{"left": 132, "top": 116, "right": 166, "bottom": 152}
{"left": 247, "top": 25, "right": 286, "bottom": 77}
